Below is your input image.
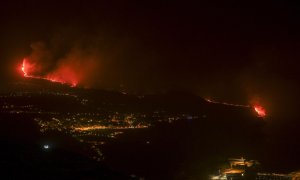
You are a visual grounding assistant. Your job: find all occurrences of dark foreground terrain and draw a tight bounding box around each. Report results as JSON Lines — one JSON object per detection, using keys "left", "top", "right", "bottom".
{"left": 0, "top": 80, "right": 299, "bottom": 179}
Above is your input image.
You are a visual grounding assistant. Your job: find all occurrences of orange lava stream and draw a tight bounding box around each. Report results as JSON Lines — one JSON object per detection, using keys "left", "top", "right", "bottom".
{"left": 205, "top": 98, "right": 267, "bottom": 118}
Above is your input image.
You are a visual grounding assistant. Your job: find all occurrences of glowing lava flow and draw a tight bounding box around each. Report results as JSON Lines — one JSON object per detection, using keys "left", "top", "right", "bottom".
{"left": 21, "top": 59, "right": 77, "bottom": 87}
{"left": 254, "top": 105, "right": 266, "bottom": 117}
{"left": 205, "top": 98, "right": 250, "bottom": 108}
{"left": 21, "top": 61, "right": 27, "bottom": 76}
{"left": 205, "top": 98, "right": 267, "bottom": 118}
{"left": 21, "top": 58, "right": 33, "bottom": 77}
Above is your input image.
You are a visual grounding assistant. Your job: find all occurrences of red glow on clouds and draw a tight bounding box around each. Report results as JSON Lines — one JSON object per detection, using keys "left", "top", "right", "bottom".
{"left": 46, "top": 65, "right": 78, "bottom": 87}
{"left": 254, "top": 105, "right": 266, "bottom": 117}
{"left": 21, "top": 42, "right": 101, "bottom": 88}
{"left": 21, "top": 58, "right": 78, "bottom": 87}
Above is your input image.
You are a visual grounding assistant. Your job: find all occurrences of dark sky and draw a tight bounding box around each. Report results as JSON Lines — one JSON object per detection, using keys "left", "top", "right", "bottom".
{"left": 1, "top": 1, "right": 300, "bottom": 115}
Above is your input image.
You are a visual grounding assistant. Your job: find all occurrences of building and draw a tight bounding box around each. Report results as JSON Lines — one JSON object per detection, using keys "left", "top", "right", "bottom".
{"left": 256, "top": 173, "right": 291, "bottom": 180}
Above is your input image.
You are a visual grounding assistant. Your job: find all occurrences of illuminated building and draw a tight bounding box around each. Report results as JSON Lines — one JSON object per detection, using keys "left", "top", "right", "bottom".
{"left": 210, "top": 158, "right": 259, "bottom": 180}
{"left": 289, "top": 170, "right": 300, "bottom": 180}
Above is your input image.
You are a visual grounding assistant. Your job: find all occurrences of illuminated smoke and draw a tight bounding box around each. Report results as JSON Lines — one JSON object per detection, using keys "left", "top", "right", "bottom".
{"left": 21, "top": 42, "right": 100, "bottom": 87}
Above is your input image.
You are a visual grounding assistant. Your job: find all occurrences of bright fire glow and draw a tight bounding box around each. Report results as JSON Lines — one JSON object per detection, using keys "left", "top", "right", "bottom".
{"left": 21, "top": 61, "right": 27, "bottom": 76}
{"left": 21, "top": 58, "right": 33, "bottom": 77}
{"left": 254, "top": 105, "right": 266, "bottom": 117}
{"left": 21, "top": 58, "right": 77, "bottom": 87}
{"left": 205, "top": 98, "right": 267, "bottom": 118}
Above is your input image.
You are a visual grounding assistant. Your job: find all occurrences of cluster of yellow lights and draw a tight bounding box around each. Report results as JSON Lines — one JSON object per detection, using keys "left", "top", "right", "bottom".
{"left": 74, "top": 125, "right": 148, "bottom": 131}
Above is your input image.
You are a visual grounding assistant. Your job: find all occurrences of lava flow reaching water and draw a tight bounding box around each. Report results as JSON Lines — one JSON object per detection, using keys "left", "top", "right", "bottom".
{"left": 21, "top": 58, "right": 78, "bottom": 87}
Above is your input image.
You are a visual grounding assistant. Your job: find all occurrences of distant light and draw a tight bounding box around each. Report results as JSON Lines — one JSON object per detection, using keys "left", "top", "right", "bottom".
{"left": 43, "top": 144, "right": 50, "bottom": 149}
{"left": 205, "top": 98, "right": 213, "bottom": 103}
{"left": 186, "top": 116, "right": 193, "bottom": 120}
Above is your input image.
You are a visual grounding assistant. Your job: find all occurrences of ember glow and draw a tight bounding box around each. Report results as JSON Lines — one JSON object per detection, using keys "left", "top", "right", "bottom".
{"left": 254, "top": 105, "right": 266, "bottom": 117}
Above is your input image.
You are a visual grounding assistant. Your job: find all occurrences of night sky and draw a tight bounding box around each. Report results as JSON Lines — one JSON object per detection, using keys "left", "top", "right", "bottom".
{"left": 1, "top": 1, "right": 300, "bottom": 120}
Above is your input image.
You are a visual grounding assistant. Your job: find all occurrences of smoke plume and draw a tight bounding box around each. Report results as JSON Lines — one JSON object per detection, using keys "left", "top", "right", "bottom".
{"left": 24, "top": 41, "right": 100, "bottom": 87}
